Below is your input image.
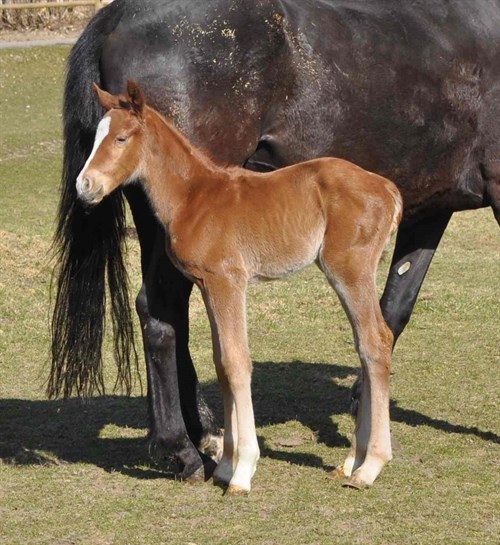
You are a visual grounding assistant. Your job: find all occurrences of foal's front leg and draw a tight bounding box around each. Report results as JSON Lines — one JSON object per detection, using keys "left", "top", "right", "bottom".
{"left": 201, "top": 276, "right": 260, "bottom": 494}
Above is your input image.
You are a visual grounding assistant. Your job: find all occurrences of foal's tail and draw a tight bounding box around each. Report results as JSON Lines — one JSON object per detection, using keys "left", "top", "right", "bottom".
{"left": 368, "top": 178, "right": 403, "bottom": 267}
{"left": 48, "top": 2, "right": 138, "bottom": 398}
{"left": 385, "top": 182, "right": 404, "bottom": 241}
{"left": 379, "top": 181, "right": 403, "bottom": 265}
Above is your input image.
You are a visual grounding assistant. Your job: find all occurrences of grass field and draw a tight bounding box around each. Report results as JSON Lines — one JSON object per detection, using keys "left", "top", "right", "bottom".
{"left": 0, "top": 46, "right": 499, "bottom": 545}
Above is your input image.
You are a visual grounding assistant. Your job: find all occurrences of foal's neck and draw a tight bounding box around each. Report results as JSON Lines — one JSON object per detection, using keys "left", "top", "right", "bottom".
{"left": 142, "top": 107, "right": 222, "bottom": 225}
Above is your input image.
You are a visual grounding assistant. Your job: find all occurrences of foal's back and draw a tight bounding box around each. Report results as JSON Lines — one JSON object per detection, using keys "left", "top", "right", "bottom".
{"left": 171, "top": 157, "right": 401, "bottom": 283}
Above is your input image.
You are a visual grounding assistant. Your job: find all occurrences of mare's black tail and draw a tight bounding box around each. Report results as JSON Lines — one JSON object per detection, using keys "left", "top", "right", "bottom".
{"left": 49, "top": 1, "right": 138, "bottom": 398}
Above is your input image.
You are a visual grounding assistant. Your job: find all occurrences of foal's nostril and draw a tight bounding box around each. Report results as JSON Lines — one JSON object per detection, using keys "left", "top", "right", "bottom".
{"left": 77, "top": 173, "right": 104, "bottom": 207}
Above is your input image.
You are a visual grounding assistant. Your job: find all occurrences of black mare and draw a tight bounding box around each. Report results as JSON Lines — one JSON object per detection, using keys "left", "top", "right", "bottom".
{"left": 51, "top": 0, "right": 500, "bottom": 480}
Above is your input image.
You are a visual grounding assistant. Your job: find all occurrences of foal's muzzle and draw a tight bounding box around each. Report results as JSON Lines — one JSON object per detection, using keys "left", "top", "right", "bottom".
{"left": 76, "top": 175, "right": 104, "bottom": 207}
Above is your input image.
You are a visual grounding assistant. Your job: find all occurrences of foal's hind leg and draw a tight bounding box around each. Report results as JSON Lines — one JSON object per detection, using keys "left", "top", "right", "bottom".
{"left": 319, "top": 251, "right": 393, "bottom": 488}
{"left": 348, "top": 213, "right": 452, "bottom": 469}
{"left": 201, "top": 276, "right": 260, "bottom": 494}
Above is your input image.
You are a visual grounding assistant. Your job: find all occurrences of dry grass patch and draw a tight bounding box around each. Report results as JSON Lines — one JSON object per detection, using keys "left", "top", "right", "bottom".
{"left": 0, "top": 0, "right": 93, "bottom": 31}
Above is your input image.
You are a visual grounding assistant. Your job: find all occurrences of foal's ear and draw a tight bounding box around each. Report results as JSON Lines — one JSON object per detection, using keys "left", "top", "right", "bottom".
{"left": 93, "top": 82, "right": 121, "bottom": 111}
{"left": 126, "top": 80, "right": 145, "bottom": 116}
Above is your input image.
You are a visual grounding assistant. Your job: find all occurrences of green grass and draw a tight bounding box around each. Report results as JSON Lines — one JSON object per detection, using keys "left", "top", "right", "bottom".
{"left": 0, "top": 46, "right": 499, "bottom": 545}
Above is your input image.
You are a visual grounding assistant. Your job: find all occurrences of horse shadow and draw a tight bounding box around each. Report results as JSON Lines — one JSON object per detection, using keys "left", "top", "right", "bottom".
{"left": 1, "top": 360, "right": 498, "bottom": 479}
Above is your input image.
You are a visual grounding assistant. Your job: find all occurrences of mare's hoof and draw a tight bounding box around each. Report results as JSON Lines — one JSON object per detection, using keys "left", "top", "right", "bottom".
{"left": 225, "top": 484, "right": 250, "bottom": 496}
{"left": 200, "top": 452, "right": 218, "bottom": 481}
{"left": 213, "top": 475, "right": 230, "bottom": 490}
{"left": 181, "top": 464, "right": 205, "bottom": 484}
{"left": 180, "top": 451, "right": 218, "bottom": 483}
{"left": 342, "top": 476, "right": 370, "bottom": 490}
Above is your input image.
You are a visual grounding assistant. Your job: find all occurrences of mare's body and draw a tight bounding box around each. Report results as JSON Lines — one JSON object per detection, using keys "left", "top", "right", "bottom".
{"left": 52, "top": 0, "right": 500, "bottom": 480}
{"left": 77, "top": 83, "right": 402, "bottom": 491}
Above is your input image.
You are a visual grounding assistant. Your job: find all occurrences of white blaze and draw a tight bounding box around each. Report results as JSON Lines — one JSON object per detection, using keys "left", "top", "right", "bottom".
{"left": 76, "top": 116, "right": 111, "bottom": 189}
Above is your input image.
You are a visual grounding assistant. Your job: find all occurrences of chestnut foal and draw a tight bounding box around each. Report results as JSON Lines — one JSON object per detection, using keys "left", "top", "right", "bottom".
{"left": 77, "top": 81, "right": 402, "bottom": 494}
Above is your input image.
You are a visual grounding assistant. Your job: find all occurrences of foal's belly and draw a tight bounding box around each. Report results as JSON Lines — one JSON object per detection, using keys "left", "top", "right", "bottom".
{"left": 244, "top": 219, "right": 325, "bottom": 283}
{"left": 250, "top": 251, "right": 319, "bottom": 283}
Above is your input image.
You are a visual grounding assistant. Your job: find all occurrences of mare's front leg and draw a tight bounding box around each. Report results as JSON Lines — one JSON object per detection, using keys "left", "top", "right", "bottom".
{"left": 201, "top": 276, "right": 260, "bottom": 495}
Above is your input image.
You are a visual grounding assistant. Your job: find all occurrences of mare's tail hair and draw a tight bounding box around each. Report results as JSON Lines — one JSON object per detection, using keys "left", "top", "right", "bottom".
{"left": 48, "top": 1, "right": 138, "bottom": 398}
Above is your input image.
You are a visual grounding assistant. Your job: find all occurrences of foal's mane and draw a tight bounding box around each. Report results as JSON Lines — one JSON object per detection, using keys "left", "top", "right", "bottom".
{"left": 144, "top": 104, "right": 242, "bottom": 176}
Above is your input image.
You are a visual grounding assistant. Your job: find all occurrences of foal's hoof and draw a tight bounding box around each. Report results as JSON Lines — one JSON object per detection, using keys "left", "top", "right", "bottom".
{"left": 327, "top": 465, "right": 346, "bottom": 480}
{"left": 199, "top": 433, "right": 224, "bottom": 463}
{"left": 225, "top": 484, "right": 250, "bottom": 496}
{"left": 342, "top": 476, "right": 371, "bottom": 490}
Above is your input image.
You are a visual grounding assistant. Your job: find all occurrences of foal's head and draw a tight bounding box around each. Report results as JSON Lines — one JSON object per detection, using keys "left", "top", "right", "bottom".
{"left": 76, "top": 81, "right": 146, "bottom": 206}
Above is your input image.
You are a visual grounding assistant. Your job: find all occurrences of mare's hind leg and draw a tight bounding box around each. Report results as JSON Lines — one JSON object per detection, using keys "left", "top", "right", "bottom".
{"left": 136, "top": 281, "right": 204, "bottom": 481}
{"left": 125, "top": 186, "right": 221, "bottom": 479}
{"left": 201, "top": 276, "right": 260, "bottom": 494}
{"left": 319, "top": 250, "right": 393, "bottom": 488}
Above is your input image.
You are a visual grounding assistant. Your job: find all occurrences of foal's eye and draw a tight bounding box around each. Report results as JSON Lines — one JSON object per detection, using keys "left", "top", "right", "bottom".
{"left": 116, "top": 135, "right": 128, "bottom": 144}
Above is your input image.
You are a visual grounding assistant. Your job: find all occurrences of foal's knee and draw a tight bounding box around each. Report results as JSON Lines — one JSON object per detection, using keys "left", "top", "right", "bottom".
{"left": 222, "top": 354, "right": 252, "bottom": 390}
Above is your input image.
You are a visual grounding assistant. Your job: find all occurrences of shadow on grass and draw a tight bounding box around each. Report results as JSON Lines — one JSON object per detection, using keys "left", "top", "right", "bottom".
{"left": 1, "top": 360, "right": 498, "bottom": 479}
